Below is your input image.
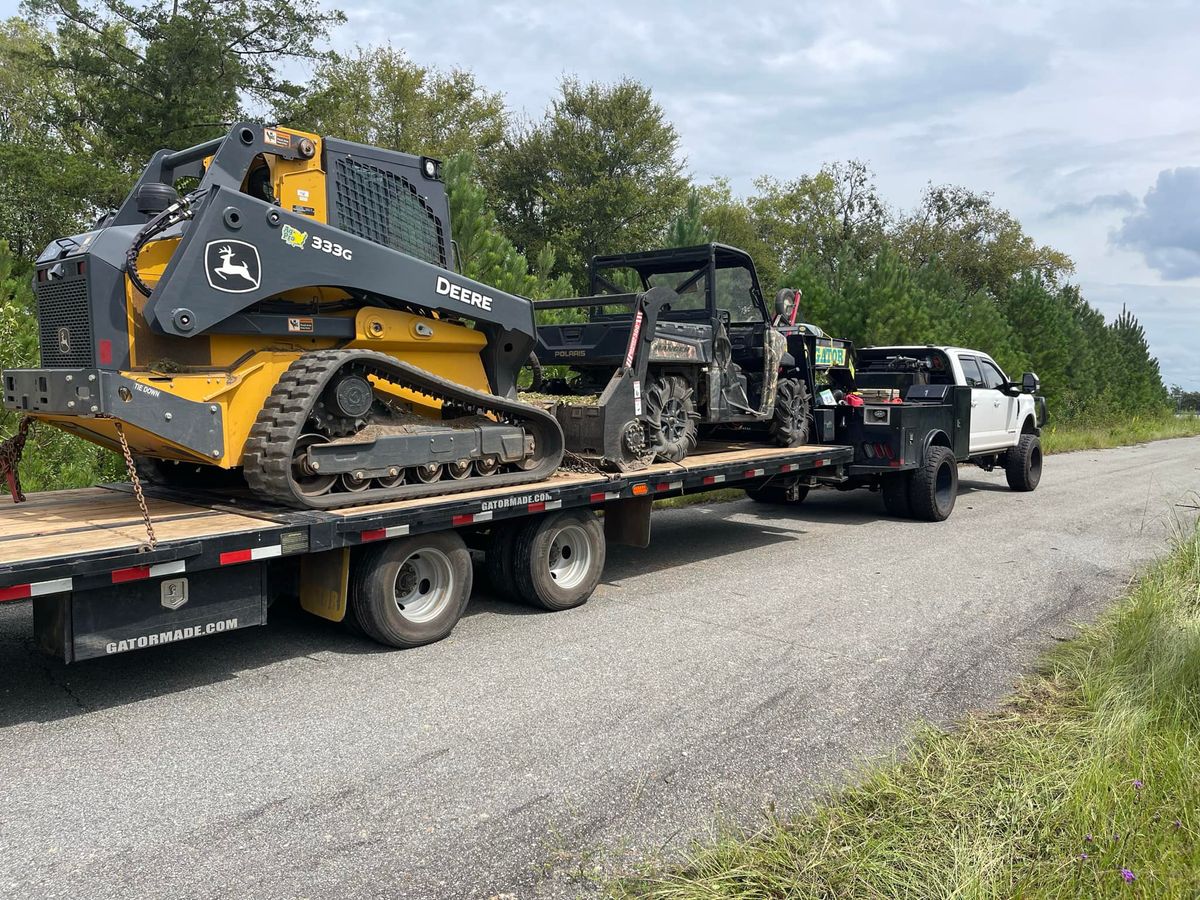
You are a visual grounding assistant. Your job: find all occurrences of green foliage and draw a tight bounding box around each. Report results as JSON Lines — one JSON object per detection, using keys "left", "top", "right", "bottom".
{"left": 22, "top": 0, "right": 345, "bottom": 172}
{"left": 489, "top": 76, "right": 688, "bottom": 289}
{"left": 276, "top": 45, "right": 507, "bottom": 166}
{"left": 0, "top": 242, "right": 121, "bottom": 490}
{"left": 625, "top": 525, "right": 1200, "bottom": 898}
{"left": 444, "top": 152, "right": 572, "bottom": 302}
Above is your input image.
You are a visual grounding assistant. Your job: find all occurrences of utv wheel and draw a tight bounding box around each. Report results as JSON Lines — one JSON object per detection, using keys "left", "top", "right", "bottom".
{"left": 350, "top": 532, "right": 473, "bottom": 648}
{"left": 645, "top": 375, "right": 698, "bottom": 463}
{"left": 1005, "top": 433, "right": 1042, "bottom": 492}
{"left": 880, "top": 474, "right": 913, "bottom": 518}
{"left": 511, "top": 510, "right": 606, "bottom": 611}
{"left": 907, "top": 446, "right": 958, "bottom": 522}
{"left": 770, "top": 378, "right": 812, "bottom": 447}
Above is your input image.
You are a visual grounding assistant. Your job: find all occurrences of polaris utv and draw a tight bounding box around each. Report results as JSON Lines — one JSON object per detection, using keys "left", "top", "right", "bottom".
{"left": 530, "top": 244, "right": 852, "bottom": 469}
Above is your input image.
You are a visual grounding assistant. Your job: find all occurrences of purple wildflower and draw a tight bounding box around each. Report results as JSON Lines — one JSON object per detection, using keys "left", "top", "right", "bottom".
{"left": 1132, "top": 779, "right": 1144, "bottom": 790}
{"left": 1085, "top": 834, "right": 1093, "bottom": 842}
{"left": 1121, "top": 868, "right": 1136, "bottom": 883}
{"left": 1080, "top": 852, "right": 1088, "bottom": 861}
{"left": 1174, "top": 819, "right": 1183, "bottom": 829}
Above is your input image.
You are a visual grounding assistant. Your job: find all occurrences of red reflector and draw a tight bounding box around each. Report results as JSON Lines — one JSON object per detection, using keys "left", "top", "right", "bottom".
{"left": 0, "top": 584, "right": 32, "bottom": 602}
{"left": 814, "top": 459, "right": 826, "bottom": 467}
{"left": 111, "top": 565, "right": 151, "bottom": 583}
{"left": 451, "top": 514, "right": 473, "bottom": 526}
{"left": 98, "top": 339, "right": 112, "bottom": 365}
{"left": 77, "top": 260, "right": 87, "bottom": 276}
{"left": 361, "top": 528, "right": 387, "bottom": 542}
{"left": 528, "top": 501, "right": 546, "bottom": 513}
{"left": 889, "top": 460, "right": 902, "bottom": 468}
{"left": 219, "top": 549, "right": 253, "bottom": 566}
{"left": 744, "top": 470, "right": 757, "bottom": 478}
{"left": 590, "top": 492, "right": 607, "bottom": 503}
{"left": 702, "top": 475, "right": 717, "bottom": 485}
{"left": 656, "top": 483, "right": 669, "bottom": 492}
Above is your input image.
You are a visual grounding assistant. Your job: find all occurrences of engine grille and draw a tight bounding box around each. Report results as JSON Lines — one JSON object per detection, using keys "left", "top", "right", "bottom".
{"left": 35, "top": 275, "right": 94, "bottom": 368}
{"left": 333, "top": 158, "right": 447, "bottom": 268}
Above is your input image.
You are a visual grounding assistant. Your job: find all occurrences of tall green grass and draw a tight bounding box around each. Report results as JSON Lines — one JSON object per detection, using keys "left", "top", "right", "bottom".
{"left": 622, "top": 523, "right": 1200, "bottom": 898}
{"left": 1042, "top": 413, "right": 1200, "bottom": 454}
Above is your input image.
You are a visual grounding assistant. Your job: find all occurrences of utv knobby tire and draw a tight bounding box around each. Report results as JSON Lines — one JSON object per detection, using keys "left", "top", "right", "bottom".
{"left": 907, "top": 446, "right": 958, "bottom": 522}
{"left": 350, "top": 532, "right": 473, "bottom": 648}
{"left": 746, "top": 484, "right": 810, "bottom": 505}
{"left": 645, "top": 375, "right": 698, "bottom": 463}
{"left": 1005, "top": 433, "right": 1042, "bottom": 492}
{"left": 511, "top": 510, "right": 606, "bottom": 611}
{"left": 880, "top": 474, "right": 913, "bottom": 518}
{"left": 484, "top": 523, "right": 522, "bottom": 600}
{"left": 771, "top": 378, "right": 812, "bottom": 447}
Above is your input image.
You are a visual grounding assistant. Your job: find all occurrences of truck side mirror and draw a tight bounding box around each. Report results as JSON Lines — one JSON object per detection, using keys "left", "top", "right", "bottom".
{"left": 1021, "top": 371, "right": 1039, "bottom": 394}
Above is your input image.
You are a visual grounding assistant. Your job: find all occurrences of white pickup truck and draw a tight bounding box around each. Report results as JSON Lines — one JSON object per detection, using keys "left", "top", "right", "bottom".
{"left": 861, "top": 345, "right": 1046, "bottom": 491}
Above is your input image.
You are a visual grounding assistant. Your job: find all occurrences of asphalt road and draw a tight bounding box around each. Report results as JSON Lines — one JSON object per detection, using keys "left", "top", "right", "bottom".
{"left": 2, "top": 437, "right": 1198, "bottom": 899}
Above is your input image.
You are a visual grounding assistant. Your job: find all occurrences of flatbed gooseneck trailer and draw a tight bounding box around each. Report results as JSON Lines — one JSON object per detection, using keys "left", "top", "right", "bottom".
{"left": 0, "top": 441, "right": 852, "bottom": 662}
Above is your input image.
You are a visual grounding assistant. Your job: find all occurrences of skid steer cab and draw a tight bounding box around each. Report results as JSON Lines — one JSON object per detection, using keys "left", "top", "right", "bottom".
{"left": 529, "top": 244, "right": 853, "bottom": 470}
{"left": 1, "top": 123, "right": 564, "bottom": 509}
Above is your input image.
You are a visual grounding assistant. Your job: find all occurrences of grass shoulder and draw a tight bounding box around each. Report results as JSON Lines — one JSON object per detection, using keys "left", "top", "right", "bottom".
{"left": 619, "top": 525, "right": 1200, "bottom": 898}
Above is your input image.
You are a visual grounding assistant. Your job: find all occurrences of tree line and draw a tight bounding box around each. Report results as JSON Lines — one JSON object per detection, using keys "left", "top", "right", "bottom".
{"left": 0, "top": 0, "right": 1178, "bottom": 487}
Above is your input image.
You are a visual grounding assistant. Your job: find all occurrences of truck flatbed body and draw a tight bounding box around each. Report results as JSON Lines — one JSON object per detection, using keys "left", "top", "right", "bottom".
{"left": 1, "top": 443, "right": 852, "bottom": 634}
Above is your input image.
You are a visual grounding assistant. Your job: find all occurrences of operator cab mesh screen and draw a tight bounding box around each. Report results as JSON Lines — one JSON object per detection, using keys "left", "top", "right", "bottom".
{"left": 333, "top": 157, "right": 447, "bottom": 267}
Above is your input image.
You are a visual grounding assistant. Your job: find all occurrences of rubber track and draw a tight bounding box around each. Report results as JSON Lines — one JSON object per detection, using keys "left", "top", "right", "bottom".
{"left": 243, "top": 349, "right": 565, "bottom": 509}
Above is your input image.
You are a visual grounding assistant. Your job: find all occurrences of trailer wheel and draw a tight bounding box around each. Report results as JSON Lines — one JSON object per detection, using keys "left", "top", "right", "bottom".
{"left": 907, "top": 446, "right": 958, "bottom": 522}
{"left": 350, "top": 532, "right": 473, "bottom": 648}
{"left": 484, "top": 523, "right": 521, "bottom": 600}
{"left": 511, "top": 510, "right": 606, "bottom": 611}
{"left": 880, "top": 474, "right": 913, "bottom": 518}
{"left": 1005, "top": 434, "right": 1042, "bottom": 492}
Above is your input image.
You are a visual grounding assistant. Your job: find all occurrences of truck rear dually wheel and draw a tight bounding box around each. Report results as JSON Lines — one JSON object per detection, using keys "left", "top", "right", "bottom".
{"left": 880, "top": 474, "right": 913, "bottom": 517}
{"left": 907, "top": 446, "right": 957, "bottom": 522}
{"left": 1005, "top": 433, "right": 1042, "bottom": 491}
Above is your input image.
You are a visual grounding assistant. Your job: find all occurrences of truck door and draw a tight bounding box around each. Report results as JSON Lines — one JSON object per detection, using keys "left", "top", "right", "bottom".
{"left": 958, "top": 353, "right": 1003, "bottom": 452}
{"left": 979, "top": 357, "right": 1018, "bottom": 444}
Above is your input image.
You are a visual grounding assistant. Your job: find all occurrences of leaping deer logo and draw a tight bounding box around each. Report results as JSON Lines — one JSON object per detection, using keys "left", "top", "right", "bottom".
{"left": 204, "top": 239, "right": 261, "bottom": 293}
{"left": 213, "top": 245, "right": 256, "bottom": 285}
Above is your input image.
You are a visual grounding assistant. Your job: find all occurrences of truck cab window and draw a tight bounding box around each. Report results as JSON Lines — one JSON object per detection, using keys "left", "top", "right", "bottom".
{"left": 979, "top": 359, "right": 1007, "bottom": 390}
{"left": 958, "top": 355, "right": 984, "bottom": 387}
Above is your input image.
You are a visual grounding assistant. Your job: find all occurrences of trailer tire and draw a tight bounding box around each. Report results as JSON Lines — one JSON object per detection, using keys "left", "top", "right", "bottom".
{"left": 880, "top": 474, "right": 913, "bottom": 517}
{"left": 1005, "top": 433, "right": 1042, "bottom": 492}
{"left": 484, "top": 523, "right": 521, "bottom": 600}
{"left": 511, "top": 509, "right": 605, "bottom": 611}
{"left": 350, "top": 532, "right": 473, "bottom": 648}
{"left": 907, "top": 446, "right": 957, "bottom": 522}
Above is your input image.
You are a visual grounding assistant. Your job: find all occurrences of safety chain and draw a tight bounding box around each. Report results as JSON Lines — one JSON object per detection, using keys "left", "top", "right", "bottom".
{"left": 0, "top": 416, "right": 34, "bottom": 503}
{"left": 114, "top": 422, "right": 157, "bottom": 552}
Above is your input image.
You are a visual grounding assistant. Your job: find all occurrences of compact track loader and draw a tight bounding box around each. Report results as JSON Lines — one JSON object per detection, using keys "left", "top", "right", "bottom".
{"left": 1, "top": 123, "right": 563, "bottom": 508}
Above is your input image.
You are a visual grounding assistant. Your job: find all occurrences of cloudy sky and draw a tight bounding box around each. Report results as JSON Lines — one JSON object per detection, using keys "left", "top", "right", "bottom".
{"left": 330, "top": 0, "right": 1197, "bottom": 388}
{"left": 7, "top": 0, "right": 1196, "bottom": 387}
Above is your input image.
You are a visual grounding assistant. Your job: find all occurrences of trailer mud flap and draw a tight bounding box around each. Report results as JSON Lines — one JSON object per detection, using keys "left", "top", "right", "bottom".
{"left": 34, "top": 564, "right": 268, "bottom": 662}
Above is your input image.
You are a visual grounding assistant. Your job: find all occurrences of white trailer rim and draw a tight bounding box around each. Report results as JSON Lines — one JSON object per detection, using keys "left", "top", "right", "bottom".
{"left": 392, "top": 548, "right": 456, "bottom": 623}
{"left": 547, "top": 523, "right": 594, "bottom": 590}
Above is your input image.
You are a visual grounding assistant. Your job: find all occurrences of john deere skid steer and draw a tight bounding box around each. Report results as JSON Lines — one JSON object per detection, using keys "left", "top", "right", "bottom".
{"left": 1, "top": 123, "right": 563, "bottom": 508}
